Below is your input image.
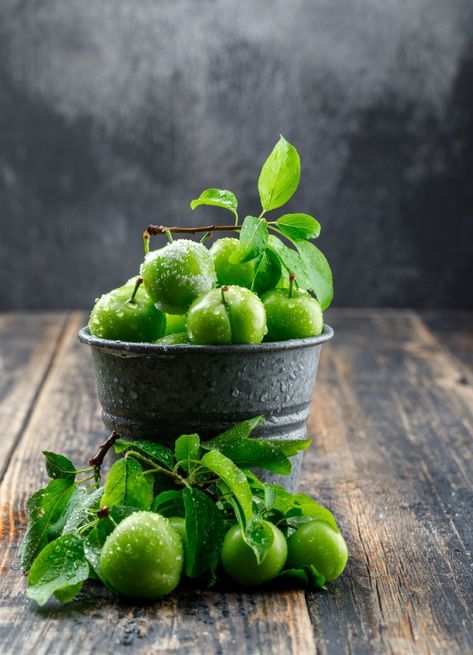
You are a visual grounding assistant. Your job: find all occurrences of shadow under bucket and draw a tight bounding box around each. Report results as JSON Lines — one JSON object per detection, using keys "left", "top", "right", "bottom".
{"left": 78, "top": 325, "right": 334, "bottom": 492}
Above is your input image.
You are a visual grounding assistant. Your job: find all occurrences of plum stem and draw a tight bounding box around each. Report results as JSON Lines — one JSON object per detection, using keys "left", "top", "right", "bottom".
{"left": 221, "top": 285, "right": 229, "bottom": 306}
{"left": 143, "top": 231, "right": 150, "bottom": 255}
{"left": 127, "top": 276, "right": 144, "bottom": 304}
{"left": 165, "top": 229, "right": 174, "bottom": 244}
{"left": 289, "top": 273, "right": 296, "bottom": 298}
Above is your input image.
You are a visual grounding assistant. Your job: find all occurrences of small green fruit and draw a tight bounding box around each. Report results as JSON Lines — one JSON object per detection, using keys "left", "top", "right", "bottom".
{"left": 88, "top": 277, "right": 166, "bottom": 342}
{"left": 286, "top": 520, "right": 348, "bottom": 582}
{"left": 210, "top": 238, "right": 255, "bottom": 288}
{"left": 141, "top": 240, "right": 217, "bottom": 314}
{"left": 210, "top": 238, "right": 280, "bottom": 294}
{"left": 99, "top": 511, "right": 183, "bottom": 599}
{"left": 155, "top": 332, "right": 189, "bottom": 345}
{"left": 165, "top": 313, "right": 187, "bottom": 335}
{"left": 221, "top": 522, "right": 287, "bottom": 586}
{"left": 262, "top": 288, "right": 323, "bottom": 341}
{"left": 187, "top": 285, "right": 267, "bottom": 344}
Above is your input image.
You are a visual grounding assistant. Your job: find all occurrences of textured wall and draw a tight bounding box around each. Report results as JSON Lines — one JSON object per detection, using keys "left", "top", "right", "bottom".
{"left": 1, "top": 0, "right": 472, "bottom": 309}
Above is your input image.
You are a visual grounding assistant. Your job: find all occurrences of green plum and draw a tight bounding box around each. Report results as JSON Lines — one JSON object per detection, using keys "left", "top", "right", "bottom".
{"left": 99, "top": 512, "right": 183, "bottom": 599}
{"left": 210, "top": 238, "right": 280, "bottom": 294}
{"left": 187, "top": 285, "right": 267, "bottom": 344}
{"left": 286, "top": 520, "right": 348, "bottom": 582}
{"left": 165, "top": 313, "right": 187, "bottom": 335}
{"left": 262, "top": 280, "right": 323, "bottom": 341}
{"left": 141, "top": 239, "right": 217, "bottom": 314}
{"left": 221, "top": 522, "right": 287, "bottom": 586}
{"left": 155, "top": 332, "right": 189, "bottom": 345}
{"left": 88, "top": 277, "right": 166, "bottom": 342}
{"left": 210, "top": 238, "right": 255, "bottom": 288}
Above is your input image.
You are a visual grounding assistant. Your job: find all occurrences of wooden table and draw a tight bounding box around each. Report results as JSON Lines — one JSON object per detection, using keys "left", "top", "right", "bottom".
{"left": 1, "top": 310, "right": 472, "bottom": 655}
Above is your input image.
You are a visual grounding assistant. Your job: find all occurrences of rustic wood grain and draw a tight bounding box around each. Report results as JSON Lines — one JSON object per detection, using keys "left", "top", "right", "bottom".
{"left": 0, "top": 313, "right": 68, "bottom": 481}
{"left": 420, "top": 311, "right": 473, "bottom": 372}
{"left": 0, "top": 312, "right": 316, "bottom": 655}
{"left": 1, "top": 310, "right": 472, "bottom": 655}
{"left": 301, "top": 310, "right": 473, "bottom": 655}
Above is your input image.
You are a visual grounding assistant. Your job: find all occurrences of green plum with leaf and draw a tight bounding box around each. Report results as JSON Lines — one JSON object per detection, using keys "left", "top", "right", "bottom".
{"left": 187, "top": 285, "right": 267, "bottom": 344}
{"left": 88, "top": 276, "right": 166, "bottom": 342}
{"left": 20, "top": 416, "right": 348, "bottom": 606}
{"left": 221, "top": 522, "right": 287, "bottom": 586}
{"left": 141, "top": 239, "right": 217, "bottom": 315}
{"left": 262, "top": 274, "right": 323, "bottom": 341}
{"left": 89, "top": 135, "right": 333, "bottom": 344}
{"left": 210, "top": 237, "right": 255, "bottom": 288}
{"left": 210, "top": 237, "right": 281, "bottom": 294}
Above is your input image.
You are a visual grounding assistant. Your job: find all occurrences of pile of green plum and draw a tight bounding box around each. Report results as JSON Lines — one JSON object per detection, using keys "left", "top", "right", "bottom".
{"left": 21, "top": 417, "right": 348, "bottom": 605}
{"left": 88, "top": 136, "right": 333, "bottom": 345}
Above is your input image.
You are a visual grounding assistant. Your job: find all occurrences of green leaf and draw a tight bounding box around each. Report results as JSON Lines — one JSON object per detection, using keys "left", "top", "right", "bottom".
{"left": 19, "top": 479, "right": 77, "bottom": 572}
{"left": 276, "top": 213, "right": 321, "bottom": 240}
{"left": 243, "top": 469, "right": 266, "bottom": 492}
{"left": 265, "top": 438, "right": 312, "bottom": 457}
{"left": 245, "top": 516, "right": 275, "bottom": 565}
{"left": 252, "top": 248, "right": 282, "bottom": 294}
{"left": 183, "top": 487, "right": 225, "bottom": 577}
{"left": 151, "top": 490, "right": 185, "bottom": 517}
{"left": 83, "top": 539, "right": 102, "bottom": 579}
{"left": 114, "top": 439, "right": 174, "bottom": 470}
{"left": 43, "top": 452, "right": 76, "bottom": 482}
{"left": 200, "top": 450, "right": 253, "bottom": 524}
{"left": 175, "top": 434, "right": 200, "bottom": 471}
{"left": 203, "top": 416, "right": 289, "bottom": 473}
{"left": 213, "top": 439, "right": 291, "bottom": 474}
{"left": 203, "top": 420, "right": 310, "bottom": 475}
{"left": 236, "top": 216, "right": 268, "bottom": 263}
{"left": 190, "top": 188, "right": 238, "bottom": 220}
{"left": 100, "top": 458, "right": 152, "bottom": 510}
{"left": 279, "top": 564, "right": 326, "bottom": 590}
{"left": 204, "top": 416, "right": 265, "bottom": 450}
{"left": 267, "top": 235, "right": 313, "bottom": 289}
{"left": 62, "top": 487, "right": 103, "bottom": 534}
{"left": 290, "top": 493, "right": 339, "bottom": 532}
{"left": 258, "top": 136, "right": 300, "bottom": 212}
{"left": 26, "top": 533, "right": 89, "bottom": 605}
{"left": 264, "top": 484, "right": 294, "bottom": 513}
{"left": 294, "top": 240, "right": 333, "bottom": 310}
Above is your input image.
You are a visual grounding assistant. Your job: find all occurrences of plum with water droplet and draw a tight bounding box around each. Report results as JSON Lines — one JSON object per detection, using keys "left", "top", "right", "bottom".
{"left": 88, "top": 277, "right": 166, "bottom": 342}
{"left": 220, "top": 522, "right": 287, "bottom": 586}
{"left": 187, "top": 285, "right": 267, "bottom": 344}
{"left": 99, "top": 511, "right": 183, "bottom": 599}
{"left": 262, "top": 286, "right": 323, "bottom": 341}
{"left": 141, "top": 240, "right": 217, "bottom": 314}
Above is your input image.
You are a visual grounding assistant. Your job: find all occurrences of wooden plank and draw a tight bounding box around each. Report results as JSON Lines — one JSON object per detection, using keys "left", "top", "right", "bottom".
{"left": 0, "top": 313, "right": 68, "bottom": 480}
{"left": 0, "top": 312, "right": 316, "bottom": 655}
{"left": 420, "top": 310, "right": 473, "bottom": 372}
{"left": 301, "top": 310, "right": 473, "bottom": 655}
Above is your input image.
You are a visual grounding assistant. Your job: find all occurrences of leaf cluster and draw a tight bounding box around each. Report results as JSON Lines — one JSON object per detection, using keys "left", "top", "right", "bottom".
{"left": 190, "top": 136, "right": 333, "bottom": 309}
{"left": 20, "top": 417, "right": 339, "bottom": 605}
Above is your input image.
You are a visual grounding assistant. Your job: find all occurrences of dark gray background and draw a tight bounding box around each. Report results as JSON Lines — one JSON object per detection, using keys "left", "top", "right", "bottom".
{"left": 1, "top": 0, "right": 472, "bottom": 310}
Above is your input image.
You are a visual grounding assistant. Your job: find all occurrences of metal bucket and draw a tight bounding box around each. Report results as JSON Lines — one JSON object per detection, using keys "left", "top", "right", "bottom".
{"left": 78, "top": 325, "right": 333, "bottom": 491}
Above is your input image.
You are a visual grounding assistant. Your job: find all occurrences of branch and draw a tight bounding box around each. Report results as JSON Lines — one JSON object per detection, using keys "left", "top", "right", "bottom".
{"left": 145, "top": 224, "right": 243, "bottom": 237}
{"left": 89, "top": 431, "right": 121, "bottom": 468}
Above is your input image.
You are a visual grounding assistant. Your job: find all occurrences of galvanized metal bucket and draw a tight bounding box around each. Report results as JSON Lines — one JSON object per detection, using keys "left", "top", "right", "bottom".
{"left": 78, "top": 325, "right": 333, "bottom": 491}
